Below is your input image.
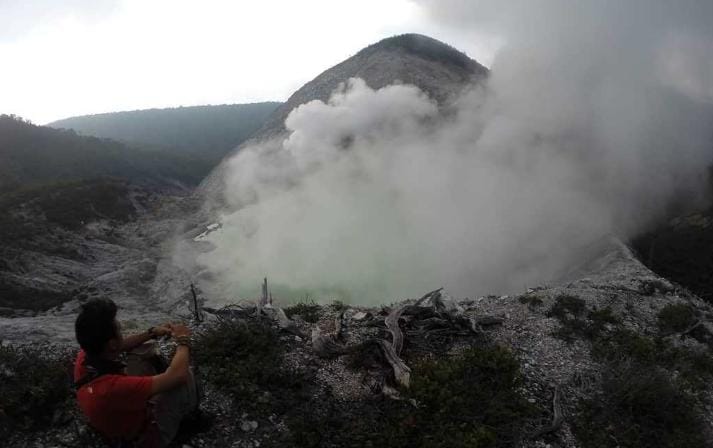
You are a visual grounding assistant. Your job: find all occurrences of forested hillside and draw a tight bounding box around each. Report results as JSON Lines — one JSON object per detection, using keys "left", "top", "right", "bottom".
{"left": 0, "top": 114, "right": 201, "bottom": 317}
{"left": 49, "top": 103, "right": 280, "bottom": 165}
{"left": 0, "top": 114, "right": 210, "bottom": 193}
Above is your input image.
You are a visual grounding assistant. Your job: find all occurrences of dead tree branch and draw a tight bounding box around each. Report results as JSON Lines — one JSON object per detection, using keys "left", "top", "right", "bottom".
{"left": 531, "top": 386, "right": 564, "bottom": 439}
{"left": 385, "top": 304, "right": 408, "bottom": 355}
{"left": 190, "top": 283, "right": 203, "bottom": 323}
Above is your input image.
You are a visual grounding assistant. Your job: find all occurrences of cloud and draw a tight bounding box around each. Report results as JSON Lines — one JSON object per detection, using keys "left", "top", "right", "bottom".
{"left": 0, "top": 0, "right": 118, "bottom": 40}
{"left": 0, "top": 0, "right": 432, "bottom": 124}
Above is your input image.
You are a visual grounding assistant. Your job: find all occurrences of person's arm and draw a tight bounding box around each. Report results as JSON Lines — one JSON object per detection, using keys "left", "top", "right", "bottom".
{"left": 120, "top": 324, "right": 172, "bottom": 352}
{"left": 150, "top": 324, "right": 192, "bottom": 395}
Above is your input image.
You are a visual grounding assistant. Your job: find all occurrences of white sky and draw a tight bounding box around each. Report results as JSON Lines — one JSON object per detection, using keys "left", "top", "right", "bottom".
{"left": 0, "top": 0, "right": 499, "bottom": 124}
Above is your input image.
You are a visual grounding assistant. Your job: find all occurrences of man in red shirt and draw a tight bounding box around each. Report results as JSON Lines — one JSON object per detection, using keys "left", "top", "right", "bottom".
{"left": 74, "top": 299, "right": 198, "bottom": 447}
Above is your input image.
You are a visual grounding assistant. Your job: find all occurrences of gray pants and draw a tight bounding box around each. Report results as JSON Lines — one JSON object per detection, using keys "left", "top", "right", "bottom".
{"left": 126, "top": 342, "right": 200, "bottom": 447}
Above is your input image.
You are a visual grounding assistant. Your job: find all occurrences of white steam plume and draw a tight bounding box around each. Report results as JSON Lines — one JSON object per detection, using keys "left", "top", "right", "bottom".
{"left": 198, "top": 1, "right": 713, "bottom": 304}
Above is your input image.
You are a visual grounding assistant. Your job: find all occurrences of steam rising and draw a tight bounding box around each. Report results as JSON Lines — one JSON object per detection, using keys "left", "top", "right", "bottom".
{"left": 198, "top": 1, "right": 713, "bottom": 304}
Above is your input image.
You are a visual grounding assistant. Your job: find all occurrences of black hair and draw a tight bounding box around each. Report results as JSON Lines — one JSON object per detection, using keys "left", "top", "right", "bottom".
{"left": 75, "top": 298, "right": 119, "bottom": 355}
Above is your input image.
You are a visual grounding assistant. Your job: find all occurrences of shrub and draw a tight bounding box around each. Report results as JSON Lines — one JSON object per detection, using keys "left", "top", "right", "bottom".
{"left": 591, "top": 329, "right": 657, "bottom": 365}
{"left": 276, "top": 344, "right": 537, "bottom": 448}
{"left": 518, "top": 295, "right": 543, "bottom": 309}
{"left": 657, "top": 303, "right": 697, "bottom": 333}
{"left": 547, "top": 294, "right": 586, "bottom": 320}
{"left": 0, "top": 344, "right": 72, "bottom": 437}
{"left": 585, "top": 307, "right": 620, "bottom": 338}
{"left": 593, "top": 327, "right": 713, "bottom": 388}
{"left": 584, "top": 325, "right": 713, "bottom": 448}
{"left": 284, "top": 300, "right": 321, "bottom": 323}
{"left": 638, "top": 279, "right": 672, "bottom": 296}
{"left": 194, "top": 320, "right": 307, "bottom": 414}
{"left": 574, "top": 365, "right": 708, "bottom": 448}
{"left": 294, "top": 345, "right": 536, "bottom": 448}
{"left": 548, "top": 295, "right": 620, "bottom": 342}
{"left": 681, "top": 349, "right": 713, "bottom": 387}
{"left": 328, "top": 300, "right": 348, "bottom": 313}
{"left": 193, "top": 319, "right": 285, "bottom": 403}
{"left": 404, "top": 346, "right": 535, "bottom": 448}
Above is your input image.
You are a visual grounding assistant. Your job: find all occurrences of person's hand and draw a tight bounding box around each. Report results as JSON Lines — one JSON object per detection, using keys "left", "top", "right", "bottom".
{"left": 151, "top": 324, "right": 173, "bottom": 338}
{"left": 170, "top": 324, "right": 192, "bottom": 338}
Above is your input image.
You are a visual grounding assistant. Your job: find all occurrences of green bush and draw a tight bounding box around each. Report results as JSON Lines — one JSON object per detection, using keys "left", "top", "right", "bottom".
{"left": 194, "top": 320, "right": 305, "bottom": 410}
{"left": 582, "top": 324, "right": 713, "bottom": 448}
{"left": 292, "top": 345, "right": 535, "bottom": 448}
{"left": 548, "top": 295, "right": 619, "bottom": 342}
{"left": 547, "top": 294, "right": 587, "bottom": 320}
{"left": 593, "top": 327, "right": 713, "bottom": 388}
{"left": 284, "top": 300, "right": 321, "bottom": 323}
{"left": 585, "top": 307, "right": 620, "bottom": 338}
{"left": 657, "top": 303, "right": 697, "bottom": 333}
{"left": 544, "top": 296, "right": 713, "bottom": 448}
{"left": 404, "top": 346, "right": 535, "bottom": 448}
{"left": 575, "top": 366, "right": 708, "bottom": 448}
{"left": 591, "top": 329, "right": 657, "bottom": 364}
{"left": 193, "top": 319, "right": 285, "bottom": 402}
{"left": 0, "top": 344, "right": 72, "bottom": 437}
{"left": 547, "top": 295, "right": 587, "bottom": 342}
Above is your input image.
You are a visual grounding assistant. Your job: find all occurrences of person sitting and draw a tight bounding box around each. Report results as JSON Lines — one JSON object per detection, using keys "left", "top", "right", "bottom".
{"left": 73, "top": 298, "right": 199, "bottom": 447}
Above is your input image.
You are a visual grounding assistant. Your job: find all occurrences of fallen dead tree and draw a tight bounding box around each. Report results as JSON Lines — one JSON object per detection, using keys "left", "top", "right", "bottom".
{"left": 203, "top": 284, "right": 503, "bottom": 393}
{"left": 530, "top": 385, "right": 564, "bottom": 439}
{"left": 311, "top": 288, "right": 502, "bottom": 390}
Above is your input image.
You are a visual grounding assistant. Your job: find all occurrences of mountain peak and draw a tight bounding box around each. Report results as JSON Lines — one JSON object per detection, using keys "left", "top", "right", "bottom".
{"left": 357, "top": 33, "right": 480, "bottom": 72}
{"left": 250, "top": 33, "right": 488, "bottom": 142}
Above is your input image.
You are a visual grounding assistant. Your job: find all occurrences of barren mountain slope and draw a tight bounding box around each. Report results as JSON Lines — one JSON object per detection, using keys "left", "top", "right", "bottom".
{"left": 198, "top": 33, "right": 488, "bottom": 201}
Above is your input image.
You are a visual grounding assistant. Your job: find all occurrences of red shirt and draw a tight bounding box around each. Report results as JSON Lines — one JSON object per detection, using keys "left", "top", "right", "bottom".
{"left": 74, "top": 350, "right": 154, "bottom": 439}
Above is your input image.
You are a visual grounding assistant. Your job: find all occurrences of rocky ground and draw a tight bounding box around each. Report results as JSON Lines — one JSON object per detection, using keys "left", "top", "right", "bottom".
{"left": 6, "top": 236, "right": 713, "bottom": 447}
{"left": 0, "top": 182, "right": 202, "bottom": 343}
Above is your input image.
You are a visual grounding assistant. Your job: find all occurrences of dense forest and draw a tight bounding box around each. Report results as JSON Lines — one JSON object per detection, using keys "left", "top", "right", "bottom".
{"left": 49, "top": 102, "right": 280, "bottom": 166}
{"left": 0, "top": 114, "right": 212, "bottom": 193}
